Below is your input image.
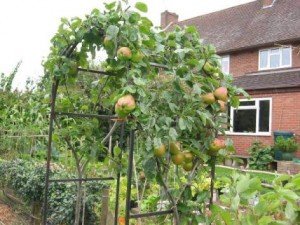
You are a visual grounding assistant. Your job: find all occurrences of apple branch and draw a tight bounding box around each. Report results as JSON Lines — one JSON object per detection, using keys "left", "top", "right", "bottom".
{"left": 175, "top": 159, "right": 201, "bottom": 204}
{"left": 101, "top": 121, "right": 119, "bottom": 144}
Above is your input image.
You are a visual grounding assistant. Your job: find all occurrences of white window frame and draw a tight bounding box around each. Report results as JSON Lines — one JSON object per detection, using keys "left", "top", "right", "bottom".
{"left": 220, "top": 55, "right": 230, "bottom": 74}
{"left": 226, "top": 97, "right": 272, "bottom": 136}
{"left": 258, "top": 46, "right": 292, "bottom": 71}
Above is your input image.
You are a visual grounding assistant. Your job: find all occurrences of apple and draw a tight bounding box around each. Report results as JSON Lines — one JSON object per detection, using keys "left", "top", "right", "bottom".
{"left": 117, "top": 47, "right": 132, "bottom": 60}
{"left": 203, "top": 62, "right": 214, "bottom": 74}
{"left": 217, "top": 100, "right": 227, "bottom": 112}
{"left": 209, "top": 138, "right": 226, "bottom": 155}
{"left": 103, "top": 36, "right": 112, "bottom": 46}
{"left": 214, "top": 87, "right": 228, "bottom": 101}
{"left": 183, "top": 151, "right": 194, "bottom": 163}
{"left": 115, "top": 94, "right": 136, "bottom": 118}
{"left": 183, "top": 162, "right": 193, "bottom": 171}
{"left": 170, "top": 142, "right": 180, "bottom": 155}
{"left": 171, "top": 152, "right": 185, "bottom": 165}
{"left": 201, "top": 93, "right": 215, "bottom": 105}
{"left": 154, "top": 144, "right": 166, "bottom": 157}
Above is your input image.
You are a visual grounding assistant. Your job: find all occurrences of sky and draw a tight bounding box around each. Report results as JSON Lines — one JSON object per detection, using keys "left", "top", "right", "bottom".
{"left": 0, "top": 0, "right": 254, "bottom": 89}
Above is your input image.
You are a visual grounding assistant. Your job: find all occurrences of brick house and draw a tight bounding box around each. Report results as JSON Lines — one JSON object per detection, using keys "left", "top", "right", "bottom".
{"left": 161, "top": 0, "right": 300, "bottom": 157}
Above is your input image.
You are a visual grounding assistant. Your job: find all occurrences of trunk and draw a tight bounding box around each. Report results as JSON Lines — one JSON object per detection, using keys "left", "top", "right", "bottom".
{"left": 31, "top": 201, "right": 42, "bottom": 225}
{"left": 74, "top": 172, "right": 83, "bottom": 225}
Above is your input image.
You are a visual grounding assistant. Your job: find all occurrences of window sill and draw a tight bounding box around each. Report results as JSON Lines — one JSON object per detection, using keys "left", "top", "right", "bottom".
{"left": 225, "top": 131, "right": 272, "bottom": 137}
{"left": 258, "top": 65, "right": 291, "bottom": 71}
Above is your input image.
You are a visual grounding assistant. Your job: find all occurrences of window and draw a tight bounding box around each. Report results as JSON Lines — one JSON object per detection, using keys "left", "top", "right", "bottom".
{"left": 259, "top": 47, "right": 292, "bottom": 70}
{"left": 220, "top": 55, "right": 230, "bottom": 74}
{"left": 227, "top": 98, "right": 272, "bottom": 135}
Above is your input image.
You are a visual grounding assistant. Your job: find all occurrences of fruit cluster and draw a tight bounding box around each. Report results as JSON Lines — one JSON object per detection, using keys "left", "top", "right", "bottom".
{"left": 154, "top": 138, "right": 226, "bottom": 168}
{"left": 154, "top": 142, "right": 195, "bottom": 172}
{"left": 201, "top": 87, "right": 228, "bottom": 112}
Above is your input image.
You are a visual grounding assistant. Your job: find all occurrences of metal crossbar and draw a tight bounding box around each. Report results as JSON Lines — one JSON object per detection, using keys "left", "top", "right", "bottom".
{"left": 48, "top": 177, "right": 114, "bottom": 183}
{"left": 55, "top": 111, "right": 118, "bottom": 120}
{"left": 130, "top": 209, "right": 174, "bottom": 219}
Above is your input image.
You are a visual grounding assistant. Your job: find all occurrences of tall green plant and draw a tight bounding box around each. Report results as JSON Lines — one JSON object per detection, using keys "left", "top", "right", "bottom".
{"left": 248, "top": 141, "right": 274, "bottom": 171}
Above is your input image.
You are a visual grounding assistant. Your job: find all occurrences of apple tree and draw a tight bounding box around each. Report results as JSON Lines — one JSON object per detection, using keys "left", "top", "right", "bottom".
{"left": 43, "top": 0, "right": 247, "bottom": 224}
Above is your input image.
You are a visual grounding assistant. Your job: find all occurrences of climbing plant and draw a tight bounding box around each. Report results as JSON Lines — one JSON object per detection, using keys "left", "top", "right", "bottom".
{"left": 43, "top": 0, "right": 248, "bottom": 224}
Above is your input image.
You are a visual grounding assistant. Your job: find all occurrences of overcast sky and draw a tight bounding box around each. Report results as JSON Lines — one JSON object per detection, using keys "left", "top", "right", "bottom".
{"left": 0, "top": 0, "right": 254, "bottom": 89}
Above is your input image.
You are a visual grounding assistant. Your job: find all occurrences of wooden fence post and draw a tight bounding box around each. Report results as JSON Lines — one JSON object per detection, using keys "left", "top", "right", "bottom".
{"left": 100, "top": 187, "right": 110, "bottom": 225}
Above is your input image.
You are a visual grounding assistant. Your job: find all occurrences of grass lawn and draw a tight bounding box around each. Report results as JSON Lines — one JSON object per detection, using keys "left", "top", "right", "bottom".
{"left": 215, "top": 166, "right": 277, "bottom": 184}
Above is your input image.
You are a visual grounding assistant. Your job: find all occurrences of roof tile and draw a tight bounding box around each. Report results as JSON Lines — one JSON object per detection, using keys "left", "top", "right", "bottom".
{"left": 177, "top": 0, "right": 300, "bottom": 53}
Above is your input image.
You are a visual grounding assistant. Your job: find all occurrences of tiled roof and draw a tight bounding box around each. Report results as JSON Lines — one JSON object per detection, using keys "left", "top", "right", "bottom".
{"left": 176, "top": 0, "right": 300, "bottom": 53}
{"left": 233, "top": 68, "right": 300, "bottom": 90}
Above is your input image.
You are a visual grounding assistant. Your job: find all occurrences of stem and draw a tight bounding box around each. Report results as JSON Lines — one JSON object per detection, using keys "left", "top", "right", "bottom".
{"left": 155, "top": 159, "right": 180, "bottom": 225}
{"left": 175, "top": 160, "right": 201, "bottom": 204}
{"left": 101, "top": 121, "right": 119, "bottom": 144}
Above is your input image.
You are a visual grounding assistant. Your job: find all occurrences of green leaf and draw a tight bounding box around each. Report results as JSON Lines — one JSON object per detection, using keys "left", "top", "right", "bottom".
{"left": 169, "top": 128, "right": 178, "bottom": 140}
{"left": 236, "top": 175, "right": 250, "bottom": 193}
{"left": 230, "top": 96, "right": 240, "bottom": 108}
{"left": 278, "top": 188, "right": 299, "bottom": 202}
{"left": 285, "top": 202, "right": 297, "bottom": 222}
{"left": 133, "top": 76, "right": 146, "bottom": 86}
{"left": 113, "top": 146, "right": 121, "bottom": 156}
{"left": 143, "top": 158, "right": 157, "bottom": 179}
{"left": 231, "top": 194, "right": 240, "bottom": 210}
{"left": 258, "top": 216, "right": 273, "bottom": 225}
{"left": 178, "top": 117, "right": 186, "bottom": 130}
{"left": 135, "top": 2, "right": 148, "bottom": 13}
{"left": 106, "top": 25, "right": 119, "bottom": 39}
{"left": 104, "top": 1, "right": 116, "bottom": 10}
{"left": 185, "top": 26, "right": 197, "bottom": 34}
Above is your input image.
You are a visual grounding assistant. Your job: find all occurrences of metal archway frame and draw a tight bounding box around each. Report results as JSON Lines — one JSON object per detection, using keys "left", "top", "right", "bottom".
{"left": 43, "top": 62, "right": 174, "bottom": 225}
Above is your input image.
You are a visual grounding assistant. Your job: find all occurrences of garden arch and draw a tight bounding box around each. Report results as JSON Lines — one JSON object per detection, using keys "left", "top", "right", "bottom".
{"left": 43, "top": 1, "right": 241, "bottom": 224}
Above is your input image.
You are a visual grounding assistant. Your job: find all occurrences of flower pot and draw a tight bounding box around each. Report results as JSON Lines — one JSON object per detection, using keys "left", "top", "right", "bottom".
{"left": 282, "top": 152, "right": 294, "bottom": 161}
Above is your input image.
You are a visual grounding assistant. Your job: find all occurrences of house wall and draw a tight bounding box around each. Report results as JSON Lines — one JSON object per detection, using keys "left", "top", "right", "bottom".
{"left": 222, "top": 42, "right": 300, "bottom": 77}
{"left": 226, "top": 88, "right": 300, "bottom": 157}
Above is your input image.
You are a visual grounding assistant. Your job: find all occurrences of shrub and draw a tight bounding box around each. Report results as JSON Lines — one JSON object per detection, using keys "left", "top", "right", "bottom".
{"left": 0, "top": 159, "right": 104, "bottom": 224}
{"left": 274, "top": 136, "right": 299, "bottom": 153}
{"left": 248, "top": 141, "right": 274, "bottom": 171}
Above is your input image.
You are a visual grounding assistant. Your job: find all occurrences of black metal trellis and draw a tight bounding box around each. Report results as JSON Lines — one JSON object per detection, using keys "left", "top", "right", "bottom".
{"left": 43, "top": 62, "right": 174, "bottom": 225}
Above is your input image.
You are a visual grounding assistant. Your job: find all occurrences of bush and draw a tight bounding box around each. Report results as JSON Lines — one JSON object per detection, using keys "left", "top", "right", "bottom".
{"left": 248, "top": 141, "right": 274, "bottom": 171}
{"left": 274, "top": 136, "right": 299, "bottom": 153}
{"left": 0, "top": 159, "right": 104, "bottom": 225}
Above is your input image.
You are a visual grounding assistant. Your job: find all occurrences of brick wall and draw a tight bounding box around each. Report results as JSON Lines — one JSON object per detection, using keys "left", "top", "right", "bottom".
{"left": 277, "top": 161, "right": 300, "bottom": 175}
{"left": 221, "top": 42, "right": 300, "bottom": 77}
{"left": 292, "top": 45, "right": 300, "bottom": 68}
{"left": 229, "top": 50, "right": 258, "bottom": 77}
{"left": 226, "top": 88, "right": 300, "bottom": 157}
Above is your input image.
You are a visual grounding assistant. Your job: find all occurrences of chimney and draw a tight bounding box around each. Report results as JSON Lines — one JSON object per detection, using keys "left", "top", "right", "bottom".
{"left": 161, "top": 10, "right": 179, "bottom": 28}
{"left": 262, "top": 0, "right": 276, "bottom": 8}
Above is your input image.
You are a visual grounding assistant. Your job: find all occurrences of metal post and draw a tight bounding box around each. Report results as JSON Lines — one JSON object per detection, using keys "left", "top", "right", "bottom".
{"left": 209, "top": 156, "right": 216, "bottom": 208}
{"left": 114, "top": 122, "right": 125, "bottom": 225}
{"left": 43, "top": 80, "right": 59, "bottom": 225}
{"left": 125, "top": 130, "right": 135, "bottom": 225}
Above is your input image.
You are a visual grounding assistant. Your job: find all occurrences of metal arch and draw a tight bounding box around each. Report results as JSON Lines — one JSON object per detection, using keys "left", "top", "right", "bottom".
{"left": 43, "top": 61, "right": 174, "bottom": 225}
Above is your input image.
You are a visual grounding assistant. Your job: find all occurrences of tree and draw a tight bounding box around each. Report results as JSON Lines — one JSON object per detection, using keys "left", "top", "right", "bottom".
{"left": 43, "top": 1, "right": 247, "bottom": 224}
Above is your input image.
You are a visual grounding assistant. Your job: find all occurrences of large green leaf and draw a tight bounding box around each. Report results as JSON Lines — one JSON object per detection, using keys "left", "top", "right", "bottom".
{"left": 135, "top": 2, "right": 148, "bottom": 12}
